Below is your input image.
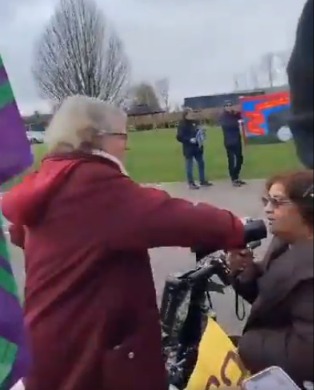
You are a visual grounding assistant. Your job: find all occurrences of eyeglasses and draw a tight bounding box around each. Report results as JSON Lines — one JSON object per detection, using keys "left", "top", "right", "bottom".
{"left": 261, "top": 196, "right": 292, "bottom": 208}
{"left": 95, "top": 128, "right": 127, "bottom": 138}
{"left": 303, "top": 184, "right": 314, "bottom": 199}
{"left": 108, "top": 132, "right": 128, "bottom": 140}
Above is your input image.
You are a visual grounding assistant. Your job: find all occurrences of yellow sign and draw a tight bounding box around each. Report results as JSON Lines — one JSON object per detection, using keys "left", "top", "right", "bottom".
{"left": 187, "top": 318, "right": 248, "bottom": 389}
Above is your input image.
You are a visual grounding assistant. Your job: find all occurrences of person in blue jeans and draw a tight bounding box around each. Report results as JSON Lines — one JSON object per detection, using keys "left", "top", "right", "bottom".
{"left": 177, "top": 109, "right": 212, "bottom": 189}
{"left": 219, "top": 101, "right": 246, "bottom": 187}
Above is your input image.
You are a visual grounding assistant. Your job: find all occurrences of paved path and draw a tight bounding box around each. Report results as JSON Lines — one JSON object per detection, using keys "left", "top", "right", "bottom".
{"left": 6, "top": 179, "right": 270, "bottom": 336}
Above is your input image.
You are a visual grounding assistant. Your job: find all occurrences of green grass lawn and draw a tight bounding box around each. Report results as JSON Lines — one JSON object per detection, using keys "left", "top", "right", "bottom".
{"left": 2, "top": 127, "right": 301, "bottom": 189}
{"left": 127, "top": 128, "right": 300, "bottom": 182}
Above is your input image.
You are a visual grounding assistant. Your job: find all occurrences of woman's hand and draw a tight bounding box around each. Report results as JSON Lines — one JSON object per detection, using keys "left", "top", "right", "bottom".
{"left": 228, "top": 249, "right": 261, "bottom": 282}
{"left": 227, "top": 249, "right": 254, "bottom": 274}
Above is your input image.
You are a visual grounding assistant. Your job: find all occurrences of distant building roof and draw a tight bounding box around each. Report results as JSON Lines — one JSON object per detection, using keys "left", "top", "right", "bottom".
{"left": 184, "top": 92, "right": 261, "bottom": 110}
{"left": 184, "top": 85, "right": 289, "bottom": 110}
{"left": 263, "top": 85, "right": 289, "bottom": 93}
{"left": 235, "top": 85, "right": 289, "bottom": 95}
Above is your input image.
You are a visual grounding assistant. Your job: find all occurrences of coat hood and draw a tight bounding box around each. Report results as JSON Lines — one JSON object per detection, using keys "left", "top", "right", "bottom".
{"left": 1, "top": 158, "right": 81, "bottom": 227}
{"left": 2, "top": 151, "right": 128, "bottom": 228}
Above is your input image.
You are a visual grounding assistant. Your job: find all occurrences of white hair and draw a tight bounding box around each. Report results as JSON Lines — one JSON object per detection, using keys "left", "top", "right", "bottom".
{"left": 45, "top": 95, "right": 127, "bottom": 152}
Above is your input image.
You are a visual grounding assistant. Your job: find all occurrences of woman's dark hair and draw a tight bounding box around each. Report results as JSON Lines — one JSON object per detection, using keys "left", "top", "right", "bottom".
{"left": 266, "top": 170, "right": 314, "bottom": 228}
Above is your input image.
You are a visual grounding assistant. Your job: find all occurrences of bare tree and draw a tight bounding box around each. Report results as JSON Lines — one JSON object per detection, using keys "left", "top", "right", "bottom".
{"left": 130, "top": 82, "right": 161, "bottom": 111}
{"left": 173, "top": 104, "right": 182, "bottom": 112}
{"left": 258, "top": 51, "right": 291, "bottom": 87}
{"left": 277, "top": 50, "right": 290, "bottom": 69}
{"left": 249, "top": 66, "right": 260, "bottom": 89}
{"left": 155, "top": 78, "right": 170, "bottom": 111}
{"left": 233, "top": 74, "right": 241, "bottom": 91}
{"left": 32, "top": 0, "right": 130, "bottom": 105}
{"left": 260, "top": 52, "right": 276, "bottom": 87}
{"left": 233, "top": 72, "right": 252, "bottom": 91}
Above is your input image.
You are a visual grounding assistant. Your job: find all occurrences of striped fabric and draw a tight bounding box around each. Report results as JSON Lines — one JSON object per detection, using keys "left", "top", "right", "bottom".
{"left": 195, "top": 127, "right": 206, "bottom": 148}
{"left": 0, "top": 55, "right": 32, "bottom": 389}
{"left": 0, "top": 54, "right": 33, "bottom": 184}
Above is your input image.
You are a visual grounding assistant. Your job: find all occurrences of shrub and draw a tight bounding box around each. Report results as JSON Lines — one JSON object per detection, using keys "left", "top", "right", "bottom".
{"left": 135, "top": 124, "right": 154, "bottom": 131}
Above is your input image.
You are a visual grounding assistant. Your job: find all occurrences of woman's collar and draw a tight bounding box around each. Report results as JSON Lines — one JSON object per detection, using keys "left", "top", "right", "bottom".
{"left": 91, "top": 149, "right": 129, "bottom": 177}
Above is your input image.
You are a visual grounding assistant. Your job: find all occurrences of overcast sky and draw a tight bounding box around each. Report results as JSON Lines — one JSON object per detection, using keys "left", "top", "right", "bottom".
{"left": 0, "top": 0, "right": 307, "bottom": 115}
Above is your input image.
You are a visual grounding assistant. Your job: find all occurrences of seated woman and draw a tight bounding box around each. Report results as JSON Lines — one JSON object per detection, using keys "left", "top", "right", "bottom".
{"left": 229, "top": 170, "right": 313, "bottom": 388}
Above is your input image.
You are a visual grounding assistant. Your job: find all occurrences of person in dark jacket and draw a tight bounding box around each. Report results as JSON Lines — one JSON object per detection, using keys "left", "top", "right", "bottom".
{"left": 177, "top": 108, "right": 212, "bottom": 189}
{"left": 228, "top": 170, "right": 313, "bottom": 388}
{"left": 287, "top": 0, "right": 313, "bottom": 170}
{"left": 219, "top": 102, "right": 246, "bottom": 187}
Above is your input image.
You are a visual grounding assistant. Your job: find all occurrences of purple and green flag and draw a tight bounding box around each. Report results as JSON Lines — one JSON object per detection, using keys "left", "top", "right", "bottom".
{"left": 0, "top": 54, "right": 33, "bottom": 183}
{"left": 0, "top": 54, "right": 32, "bottom": 388}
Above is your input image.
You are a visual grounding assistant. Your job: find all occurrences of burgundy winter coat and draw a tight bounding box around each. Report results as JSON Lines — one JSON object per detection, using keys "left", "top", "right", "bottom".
{"left": 2, "top": 152, "right": 244, "bottom": 390}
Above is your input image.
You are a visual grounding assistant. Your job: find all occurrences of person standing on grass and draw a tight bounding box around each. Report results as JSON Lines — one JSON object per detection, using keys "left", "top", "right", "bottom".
{"left": 219, "top": 101, "right": 246, "bottom": 187}
{"left": 177, "top": 108, "right": 212, "bottom": 189}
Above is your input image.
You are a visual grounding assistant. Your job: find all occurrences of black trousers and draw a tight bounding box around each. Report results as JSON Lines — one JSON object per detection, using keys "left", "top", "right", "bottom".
{"left": 225, "top": 143, "right": 243, "bottom": 181}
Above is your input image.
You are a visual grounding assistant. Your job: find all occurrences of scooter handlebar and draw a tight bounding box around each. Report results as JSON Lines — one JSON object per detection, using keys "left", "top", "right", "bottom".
{"left": 247, "top": 240, "right": 262, "bottom": 251}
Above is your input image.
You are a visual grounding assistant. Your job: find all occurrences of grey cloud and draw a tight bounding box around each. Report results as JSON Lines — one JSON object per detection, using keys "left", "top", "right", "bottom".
{"left": 0, "top": 0, "right": 307, "bottom": 113}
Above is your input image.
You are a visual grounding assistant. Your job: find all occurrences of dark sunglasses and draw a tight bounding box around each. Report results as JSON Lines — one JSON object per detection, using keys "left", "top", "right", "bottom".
{"left": 261, "top": 196, "right": 292, "bottom": 208}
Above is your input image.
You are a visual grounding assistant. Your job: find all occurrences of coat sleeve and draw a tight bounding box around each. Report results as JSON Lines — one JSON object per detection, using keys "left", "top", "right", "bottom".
{"left": 235, "top": 112, "right": 242, "bottom": 121}
{"left": 232, "top": 263, "right": 263, "bottom": 304}
{"left": 103, "top": 179, "right": 245, "bottom": 252}
{"left": 232, "top": 277, "right": 259, "bottom": 305}
{"left": 238, "top": 280, "right": 314, "bottom": 384}
{"left": 8, "top": 224, "right": 25, "bottom": 249}
{"left": 218, "top": 114, "right": 225, "bottom": 127}
{"left": 177, "top": 122, "right": 192, "bottom": 145}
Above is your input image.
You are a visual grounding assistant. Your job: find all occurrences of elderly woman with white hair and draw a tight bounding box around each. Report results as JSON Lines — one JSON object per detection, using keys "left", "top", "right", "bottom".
{"left": 2, "top": 95, "right": 246, "bottom": 390}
